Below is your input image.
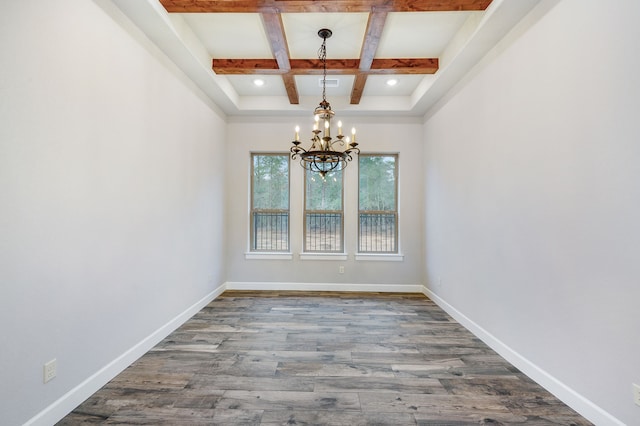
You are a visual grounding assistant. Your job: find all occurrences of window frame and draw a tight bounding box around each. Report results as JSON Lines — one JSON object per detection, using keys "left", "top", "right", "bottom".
{"left": 303, "top": 168, "right": 345, "bottom": 253}
{"left": 357, "top": 153, "right": 399, "bottom": 254}
{"left": 249, "top": 153, "right": 290, "bottom": 253}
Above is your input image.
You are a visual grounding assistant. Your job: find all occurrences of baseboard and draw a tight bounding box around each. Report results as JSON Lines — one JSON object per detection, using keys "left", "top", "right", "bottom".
{"left": 225, "top": 281, "right": 423, "bottom": 293}
{"left": 422, "top": 286, "right": 623, "bottom": 426}
{"left": 25, "top": 283, "right": 226, "bottom": 426}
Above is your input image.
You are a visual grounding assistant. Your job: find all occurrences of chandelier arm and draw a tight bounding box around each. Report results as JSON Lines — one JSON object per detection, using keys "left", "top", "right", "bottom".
{"left": 348, "top": 147, "right": 360, "bottom": 157}
{"left": 290, "top": 144, "right": 308, "bottom": 160}
{"left": 328, "top": 139, "right": 345, "bottom": 149}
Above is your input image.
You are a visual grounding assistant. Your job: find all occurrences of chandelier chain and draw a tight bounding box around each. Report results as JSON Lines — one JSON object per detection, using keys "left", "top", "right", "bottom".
{"left": 318, "top": 36, "right": 327, "bottom": 103}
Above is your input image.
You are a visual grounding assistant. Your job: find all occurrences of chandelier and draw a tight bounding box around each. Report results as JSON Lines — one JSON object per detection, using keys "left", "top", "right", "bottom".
{"left": 290, "top": 28, "right": 360, "bottom": 177}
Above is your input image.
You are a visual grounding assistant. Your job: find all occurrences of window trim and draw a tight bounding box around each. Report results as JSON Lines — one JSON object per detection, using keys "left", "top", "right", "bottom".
{"left": 245, "top": 252, "right": 293, "bottom": 260}
{"left": 299, "top": 252, "right": 348, "bottom": 261}
{"left": 355, "top": 253, "right": 404, "bottom": 262}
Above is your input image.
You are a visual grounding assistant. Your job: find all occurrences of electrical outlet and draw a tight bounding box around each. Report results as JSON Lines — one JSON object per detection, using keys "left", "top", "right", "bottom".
{"left": 44, "top": 359, "right": 57, "bottom": 383}
{"left": 633, "top": 383, "right": 640, "bottom": 406}
{"left": 339, "top": 266, "right": 344, "bottom": 274}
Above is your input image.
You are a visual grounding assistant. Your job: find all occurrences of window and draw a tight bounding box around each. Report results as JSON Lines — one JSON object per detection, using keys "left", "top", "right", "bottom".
{"left": 358, "top": 154, "right": 398, "bottom": 253}
{"left": 250, "top": 154, "right": 289, "bottom": 252}
{"left": 304, "top": 169, "right": 343, "bottom": 252}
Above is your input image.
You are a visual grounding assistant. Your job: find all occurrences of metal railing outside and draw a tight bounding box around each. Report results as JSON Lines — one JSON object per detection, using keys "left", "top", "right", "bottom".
{"left": 252, "top": 211, "right": 289, "bottom": 251}
{"left": 305, "top": 212, "right": 343, "bottom": 252}
{"left": 359, "top": 212, "right": 397, "bottom": 253}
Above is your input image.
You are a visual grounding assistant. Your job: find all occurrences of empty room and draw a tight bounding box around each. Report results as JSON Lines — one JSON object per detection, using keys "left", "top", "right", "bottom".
{"left": 1, "top": 0, "right": 638, "bottom": 425}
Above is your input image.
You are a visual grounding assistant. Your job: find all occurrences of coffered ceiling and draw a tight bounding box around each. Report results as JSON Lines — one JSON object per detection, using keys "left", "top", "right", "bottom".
{"left": 111, "top": 0, "right": 541, "bottom": 117}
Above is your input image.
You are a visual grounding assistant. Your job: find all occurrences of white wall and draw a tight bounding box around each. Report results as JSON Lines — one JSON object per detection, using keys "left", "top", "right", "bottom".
{"left": 226, "top": 117, "right": 424, "bottom": 289}
{"left": 0, "top": 1, "right": 227, "bottom": 424}
{"left": 423, "top": 0, "right": 640, "bottom": 424}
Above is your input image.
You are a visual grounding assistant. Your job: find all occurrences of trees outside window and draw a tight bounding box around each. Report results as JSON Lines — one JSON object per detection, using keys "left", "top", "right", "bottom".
{"left": 359, "top": 154, "right": 398, "bottom": 253}
{"left": 250, "top": 154, "right": 289, "bottom": 251}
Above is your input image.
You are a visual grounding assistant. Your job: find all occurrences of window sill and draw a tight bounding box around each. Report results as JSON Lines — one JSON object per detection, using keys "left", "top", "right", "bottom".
{"left": 299, "top": 253, "right": 348, "bottom": 261}
{"left": 355, "top": 253, "right": 404, "bottom": 262}
{"left": 245, "top": 252, "right": 293, "bottom": 260}
{"left": 244, "top": 252, "right": 403, "bottom": 262}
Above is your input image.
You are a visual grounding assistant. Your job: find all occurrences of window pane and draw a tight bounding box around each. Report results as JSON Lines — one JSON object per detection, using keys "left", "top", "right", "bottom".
{"left": 305, "top": 170, "right": 342, "bottom": 211}
{"left": 251, "top": 154, "right": 289, "bottom": 252}
{"left": 359, "top": 155, "right": 398, "bottom": 253}
{"left": 253, "top": 155, "right": 289, "bottom": 210}
{"left": 359, "top": 156, "right": 396, "bottom": 211}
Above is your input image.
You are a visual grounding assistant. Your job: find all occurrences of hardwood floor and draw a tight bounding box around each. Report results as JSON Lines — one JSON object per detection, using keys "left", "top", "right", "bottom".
{"left": 58, "top": 291, "right": 591, "bottom": 425}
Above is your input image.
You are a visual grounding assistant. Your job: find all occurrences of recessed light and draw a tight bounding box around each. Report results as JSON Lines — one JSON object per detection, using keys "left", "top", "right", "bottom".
{"left": 386, "top": 79, "right": 398, "bottom": 86}
{"left": 253, "top": 79, "right": 265, "bottom": 87}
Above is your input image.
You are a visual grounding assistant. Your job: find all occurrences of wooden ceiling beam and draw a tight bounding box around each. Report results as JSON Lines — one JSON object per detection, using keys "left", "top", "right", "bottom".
{"left": 282, "top": 74, "right": 299, "bottom": 104}
{"left": 350, "top": 73, "right": 368, "bottom": 105}
{"left": 160, "top": 0, "right": 492, "bottom": 13}
{"left": 351, "top": 11, "right": 387, "bottom": 103}
{"left": 359, "top": 11, "right": 387, "bottom": 71}
{"left": 212, "top": 59, "right": 281, "bottom": 74}
{"left": 260, "top": 13, "right": 290, "bottom": 71}
{"left": 289, "top": 59, "right": 361, "bottom": 74}
{"left": 260, "top": 12, "right": 299, "bottom": 103}
{"left": 213, "top": 58, "right": 437, "bottom": 75}
{"left": 369, "top": 58, "right": 439, "bottom": 74}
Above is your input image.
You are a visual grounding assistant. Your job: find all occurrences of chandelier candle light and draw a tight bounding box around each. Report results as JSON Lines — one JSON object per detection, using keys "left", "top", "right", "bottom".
{"left": 290, "top": 28, "right": 360, "bottom": 178}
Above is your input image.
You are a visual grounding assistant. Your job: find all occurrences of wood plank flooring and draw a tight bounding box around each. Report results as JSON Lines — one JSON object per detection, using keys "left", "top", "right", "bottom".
{"left": 58, "top": 291, "right": 591, "bottom": 425}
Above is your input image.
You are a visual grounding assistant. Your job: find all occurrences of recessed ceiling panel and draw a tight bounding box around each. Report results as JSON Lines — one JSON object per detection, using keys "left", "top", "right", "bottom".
{"left": 180, "top": 13, "right": 272, "bottom": 58}
{"left": 377, "top": 12, "right": 476, "bottom": 58}
{"left": 282, "top": 13, "right": 368, "bottom": 59}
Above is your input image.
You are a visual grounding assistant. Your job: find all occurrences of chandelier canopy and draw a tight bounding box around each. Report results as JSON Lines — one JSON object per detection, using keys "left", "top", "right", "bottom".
{"left": 290, "top": 29, "right": 360, "bottom": 177}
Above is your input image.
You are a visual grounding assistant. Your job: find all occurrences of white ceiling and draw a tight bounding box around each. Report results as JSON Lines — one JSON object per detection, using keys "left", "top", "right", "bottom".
{"left": 111, "top": 0, "right": 542, "bottom": 117}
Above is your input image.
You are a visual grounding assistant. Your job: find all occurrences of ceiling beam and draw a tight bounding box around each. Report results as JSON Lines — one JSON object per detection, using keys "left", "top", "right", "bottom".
{"left": 358, "top": 11, "right": 387, "bottom": 72}
{"left": 160, "top": 0, "right": 492, "bottom": 13}
{"left": 260, "top": 12, "right": 299, "bottom": 103}
{"left": 282, "top": 74, "right": 299, "bottom": 104}
{"left": 351, "top": 11, "right": 387, "bottom": 104}
{"left": 260, "top": 13, "right": 290, "bottom": 71}
{"left": 213, "top": 58, "right": 438, "bottom": 75}
{"left": 369, "top": 58, "right": 438, "bottom": 74}
{"left": 290, "top": 59, "right": 362, "bottom": 74}
{"left": 350, "top": 73, "right": 368, "bottom": 106}
{"left": 212, "top": 59, "right": 281, "bottom": 74}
